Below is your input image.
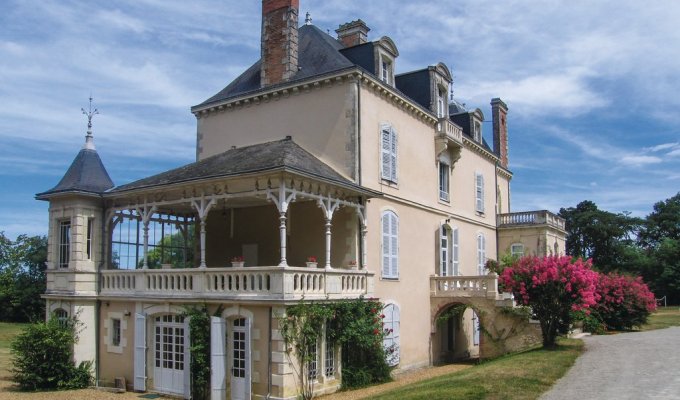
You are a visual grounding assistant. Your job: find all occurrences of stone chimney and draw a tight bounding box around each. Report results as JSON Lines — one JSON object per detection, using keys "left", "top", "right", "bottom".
{"left": 491, "top": 98, "right": 509, "bottom": 168}
{"left": 336, "top": 19, "right": 370, "bottom": 48}
{"left": 261, "top": 0, "right": 299, "bottom": 87}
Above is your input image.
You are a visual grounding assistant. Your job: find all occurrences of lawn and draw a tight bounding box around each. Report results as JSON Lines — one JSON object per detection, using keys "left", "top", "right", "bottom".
{"left": 370, "top": 339, "right": 583, "bottom": 400}
{"left": 640, "top": 306, "right": 680, "bottom": 331}
{"left": 0, "top": 322, "right": 28, "bottom": 379}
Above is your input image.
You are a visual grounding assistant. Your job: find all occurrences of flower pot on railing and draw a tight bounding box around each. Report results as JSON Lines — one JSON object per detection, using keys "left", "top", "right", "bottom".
{"left": 231, "top": 256, "right": 244, "bottom": 268}
{"left": 306, "top": 262, "right": 318, "bottom": 268}
{"left": 348, "top": 261, "right": 358, "bottom": 270}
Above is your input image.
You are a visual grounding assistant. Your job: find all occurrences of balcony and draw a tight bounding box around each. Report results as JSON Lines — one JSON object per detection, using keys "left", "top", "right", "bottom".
{"left": 437, "top": 118, "right": 464, "bottom": 146}
{"left": 497, "top": 210, "right": 565, "bottom": 231}
{"left": 430, "top": 275, "right": 499, "bottom": 299}
{"left": 99, "top": 266, "right": 374, "bottom": 301}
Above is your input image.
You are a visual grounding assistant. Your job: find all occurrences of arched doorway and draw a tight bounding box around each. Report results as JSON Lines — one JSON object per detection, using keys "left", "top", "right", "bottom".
{"left": 432, "top": 303, "right": 480, "bottom": 364}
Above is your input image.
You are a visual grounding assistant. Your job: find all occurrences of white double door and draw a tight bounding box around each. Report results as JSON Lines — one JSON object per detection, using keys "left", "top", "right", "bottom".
{"left": 153, "top": 315, "right": 187, "bottom": 396}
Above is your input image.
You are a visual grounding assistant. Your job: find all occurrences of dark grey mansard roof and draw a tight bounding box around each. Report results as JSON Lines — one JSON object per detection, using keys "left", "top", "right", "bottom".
{"left": 109, "top": 138, "right": 366, "bottom": 194}
{"left": 194, "top": 25, "right": 356, "bottom": 109}
{"left": 36, "top": 148, "right": 114, "bottom": 198}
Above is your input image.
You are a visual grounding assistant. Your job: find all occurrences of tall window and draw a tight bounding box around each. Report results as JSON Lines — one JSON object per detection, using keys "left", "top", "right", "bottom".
{"left": 112, "top": 318, "right": 121, "bottom": 346}
{"left": 86, "top": 218, "right": 93, "bottom": 260}
{"left": 437, "top": 88, "right": 446, "bottom": 118}
{"left": 473, "top": 121, "right": 482, "bottom": 142}
{"left": 452, "top": 227, "right": 459, "bottom": 276}
{"left": 59, "top": 220, "right": 71, "bottom": 269}
{"left": 381, "top": 211, "right": 399, "bottom": 279}
{"left": 477, "top": 233, "right": 486, "bottom": 275}
{"left": 307, "top": 339, "right": 319, "bottom": 381}
{"left": 381, "top": 60, "right": 391, "bottom": 84}
{"left": 55, "top": 308, "right": 68, "bottom": 328}
{"left": 439, "top": 162, "right": 449, "bottom": 201}
{"left": 440, "top": 225, "right": 449, "bottom": 276}
{"left": 324, "top": 329, "right": 335, "bottom": 378}
{"left": 475, "top": 173, "right": 485, "bottom": 213}
{"left": 381, "top": 125, "right": 398, "bottom": 183}
{"left": 440, "top": 225, "right": 459, "bottom": 276}
{"left": 383, "top": 303, "right": 400, "bottom": 366}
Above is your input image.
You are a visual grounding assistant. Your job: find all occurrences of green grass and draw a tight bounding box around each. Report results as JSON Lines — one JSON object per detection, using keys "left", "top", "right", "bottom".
{"left": 371, "top": 339, "right": 583, "bottom": 400}
{"left": 640, "top": 307, "right": 680, "bottom": 331}
{"left": 0, "top": 322, "right": 29, "bottom": 378}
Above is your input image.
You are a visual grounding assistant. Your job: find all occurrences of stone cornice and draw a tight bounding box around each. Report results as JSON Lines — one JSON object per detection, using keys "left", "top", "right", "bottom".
{"left": 463, "top": 136, "right": 500, "bottom": 163}
{"left": 496, "top": 165, "right": 513, "bottom": 180}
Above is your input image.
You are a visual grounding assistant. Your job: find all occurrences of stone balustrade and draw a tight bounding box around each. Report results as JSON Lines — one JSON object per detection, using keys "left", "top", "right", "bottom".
{"left": 497, "top": 210, "right": 566, "bottom": 231}
{"left": 430, "top": 274, "right": 499, "bottom": 299}
{"left": 437, "top": 118, "right": 463, "bottom": 145}
{"left": 98, "top": 266, "right": 374, "bottom": 301}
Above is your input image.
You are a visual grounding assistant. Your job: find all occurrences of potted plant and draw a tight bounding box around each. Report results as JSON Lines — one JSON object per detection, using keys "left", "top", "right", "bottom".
{"left": 231, "top": 256, "right": 245, "bottom": 268}
{"left": 306, "top": 256, "right": 317, "bottom": 268}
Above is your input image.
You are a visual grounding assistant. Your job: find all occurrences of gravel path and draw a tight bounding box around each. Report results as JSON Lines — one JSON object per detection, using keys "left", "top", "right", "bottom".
{"left": 541, "top": 326, "right": 680, "bottom": 400}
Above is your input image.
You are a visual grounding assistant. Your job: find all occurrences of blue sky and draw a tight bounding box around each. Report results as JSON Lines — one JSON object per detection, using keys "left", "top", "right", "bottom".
{"left": 1, "top": 0, "right": 679, "bottom": 239}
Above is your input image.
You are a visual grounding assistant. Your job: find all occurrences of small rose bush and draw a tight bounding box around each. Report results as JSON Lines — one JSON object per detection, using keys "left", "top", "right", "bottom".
{"left": 500, "top": 255, "right": 599, "bottom": 348}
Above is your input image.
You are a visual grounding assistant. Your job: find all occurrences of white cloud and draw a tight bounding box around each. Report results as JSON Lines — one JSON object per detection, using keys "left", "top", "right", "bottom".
{"left": 620, "top": 155, "right": 662, "bottom": 166}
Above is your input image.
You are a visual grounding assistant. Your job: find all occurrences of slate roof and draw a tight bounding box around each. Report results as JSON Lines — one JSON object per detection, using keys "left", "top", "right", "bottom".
{"left": 108, "top": 138, "right": 372, "bottom": 195}
{"left": 194, "top": 25, "right": 355, "bottom": 109}
{"left": 36, "top": 148, "right": 114, "bottom": 198}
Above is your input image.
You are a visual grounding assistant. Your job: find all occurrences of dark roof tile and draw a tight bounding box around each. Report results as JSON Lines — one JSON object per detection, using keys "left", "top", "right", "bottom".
{"left": 37, "top": 148, "right": 114, "bottom": 198}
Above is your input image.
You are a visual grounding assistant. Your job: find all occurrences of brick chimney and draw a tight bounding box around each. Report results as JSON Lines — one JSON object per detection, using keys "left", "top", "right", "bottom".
{"left": 335, "top": 19, "right": 370, "bottom": 48}
{"left": 491, "top": 98, "right": 509, "bottom": 168}
{"left": 261, "top": 0, "right": 299, "bottom": 87}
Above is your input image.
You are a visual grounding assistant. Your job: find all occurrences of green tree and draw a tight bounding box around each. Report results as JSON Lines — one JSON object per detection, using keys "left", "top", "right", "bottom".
{"left": 0, "top": 232, "right": 47, "bottom": 322}
{"left": 558, "top": 201, "right": 642, "bottom": 273}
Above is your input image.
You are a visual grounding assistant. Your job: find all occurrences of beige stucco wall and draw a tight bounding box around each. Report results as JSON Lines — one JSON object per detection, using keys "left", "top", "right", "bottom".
{"left": 196, "top": 81, "right": 358, "bottom": 180}
{"left": 98, "top": 301, "right": 136, "bottom": 389}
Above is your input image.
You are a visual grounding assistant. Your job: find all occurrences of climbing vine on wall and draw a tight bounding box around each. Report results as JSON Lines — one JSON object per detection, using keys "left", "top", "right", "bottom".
{"left": 182, "top": 304, "right": 212, "bottom": 400}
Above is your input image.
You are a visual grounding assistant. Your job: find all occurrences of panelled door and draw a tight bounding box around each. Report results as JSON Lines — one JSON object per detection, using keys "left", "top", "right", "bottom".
{"left": 231, "top": 317, "right": 250, "bottom": 400}
{"left": 153, "top": 315, "right": 186, "bottom": 395}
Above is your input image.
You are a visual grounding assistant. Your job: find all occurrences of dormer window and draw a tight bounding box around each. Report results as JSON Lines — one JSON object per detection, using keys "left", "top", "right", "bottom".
{"left": 381, "top": 59, "right": 392, "bottom": 84}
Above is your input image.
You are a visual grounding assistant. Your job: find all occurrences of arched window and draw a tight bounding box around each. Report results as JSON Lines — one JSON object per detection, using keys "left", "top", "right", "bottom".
{"left": 383, "top": 303, "right": 400, "bottom": 366}
{"left": 477, "top": 233, "right": 486, "bottom": 275}
{"left": 381, "top": 211, "right": 399, "bottom": 279}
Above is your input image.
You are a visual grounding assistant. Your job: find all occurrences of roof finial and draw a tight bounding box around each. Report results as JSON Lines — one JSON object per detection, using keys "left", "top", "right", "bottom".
{"left": 449, "top": 83, "right": 454, "bottom": 101}
{"left": 305, "top": 11, "right": 312, "bottom": 25}
{"left": 81, "top": 95, "right": 99, "bottom": 150}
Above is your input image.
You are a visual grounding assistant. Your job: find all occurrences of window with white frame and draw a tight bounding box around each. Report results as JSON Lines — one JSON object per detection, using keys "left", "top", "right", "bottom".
{"left": 58, "top": 220, "right": 71, "bottom": 269}
{"left": 473, "top": 121, "right": 482, "bottom": 142}
{"left": 511, "top": 243, "right": 524, "bottom": 258}
{"left": 383, "top": 303, "right": 400, "bottom": 366}
{"left": 55, "top": 308, "right": 68, "bottom": 328}
{"left": 381, "top": 211, "right": 399, "bottom": 279}
{"left": 381, "top": 59, "right": 392, "bottom": 84}
{"left": 452, "top": 227, "right": 459, "bottom": 276}
{"left": 307, "top": 338, "right": 319, "bottom": 381}
{"left": 475, "top": 172, "right": 485, "bottom": 213}
{"left": 477, "top": 233, "right": 486, "bottom": 275}
{"left": 439, "top": 162, "right": 449, "bottom": 201}
{"left": 381, "top": 125, "right": 398, "bottom": 183}
{"left": 112, "top": 318, "right": 121, "bottom": 346}
{"left": 86, "top": 218, "right": 93, "bottom": 260}
{"left": 440, "top": 225, "right": 459, "bottom": 276}
{"left": 437, "top": 88, "right": 446, "bottom": 118}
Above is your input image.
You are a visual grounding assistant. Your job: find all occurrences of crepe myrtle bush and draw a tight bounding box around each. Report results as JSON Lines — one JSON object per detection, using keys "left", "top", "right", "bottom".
{"left": 592, "top": 273, "right": 657, "bottom": 331}
{"left": 500, "top": 255, "right": 599, "bottom": 348}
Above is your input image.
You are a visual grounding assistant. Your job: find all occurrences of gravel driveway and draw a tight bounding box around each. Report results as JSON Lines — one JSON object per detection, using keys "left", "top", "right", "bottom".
{"left": 541, "top": 326, "right": 680, "bottom": 400}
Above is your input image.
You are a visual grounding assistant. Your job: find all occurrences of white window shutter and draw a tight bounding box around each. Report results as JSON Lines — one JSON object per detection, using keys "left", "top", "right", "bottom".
{"left": 134, "top": 313, "right": 147, "bottom": 391}
{"left": 390, "top": 213, "right": 399, "bottom": 278}
{"left": 381, "top": 126, "right": 391, "bottom": 180}
{"left": 382, "top": 214, "right": 391, "bottom": 277}
{"left": 475, "top": 173, "right": 485, "bottom": 212}
{"left": 452, "top": 228, "right": 459, "bottom": 276}
{"left": 183, "top": 318, "right": 191, "bottom": 400}
{"left": 440, "top": 225, "right": 448, "bottom": 276}
{"left": 390, "top": 128, "right": 398, "bottom": 182}
{"left": 210, "top": 316, "right": 227, "bottom": 400}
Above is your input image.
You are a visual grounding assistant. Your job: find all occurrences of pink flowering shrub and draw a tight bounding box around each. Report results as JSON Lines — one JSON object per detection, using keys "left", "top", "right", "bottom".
{"left": 592, "top": 273, "right": 656, "bottom": 330}
{"left": 500, "top": 255, "right": 599, "bottom": 348}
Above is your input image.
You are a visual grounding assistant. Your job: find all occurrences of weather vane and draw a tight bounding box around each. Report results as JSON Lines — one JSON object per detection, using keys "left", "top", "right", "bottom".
{"left": 81, "top": 95, "right": 99, "bottom": 136}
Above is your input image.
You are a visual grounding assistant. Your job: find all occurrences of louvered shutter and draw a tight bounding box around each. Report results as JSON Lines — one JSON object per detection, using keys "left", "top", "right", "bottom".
{"left": 452, "top": 228, "right": 459, "bottom": 276}
{"left": 475, "top": 173, "right": 485, "bottom": 212}
{"left": 134, "top": 313, "right": 147, "bottom": 391}
{"left": 210, "top": 316, "right": 226, "bottom": 400}
{"left": 383, "top": 304, "right": 400, "bottom": 366}
{"left": 381, "top": 127, "right": 391, "bottom": 180}
{"left": 440, "top": 225, "right": 448, "bottom": 276}
{"left": 390, "top": 129, "right": 398, "bottom": 182}
{"left": 382, "top": 214, "right": 391, "bottom": 278}
{"left": 390, "top": 213, "right": 399, "bottom": 278}
{"left": 477, "top": 234, "right": 486, "bottom": 275}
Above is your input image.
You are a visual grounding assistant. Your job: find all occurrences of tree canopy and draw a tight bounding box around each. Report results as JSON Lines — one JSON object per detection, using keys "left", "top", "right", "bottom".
{"left": 0, "top": 232, "right": 47, "bottom": 322}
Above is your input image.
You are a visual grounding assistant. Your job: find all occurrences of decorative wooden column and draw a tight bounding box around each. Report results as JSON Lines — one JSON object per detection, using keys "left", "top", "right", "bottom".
{"left": 318, "top": 196, "right": 341, "bottom": 269}
{"left": 267, "top": 182, "right": 296, "bottom": 267}
{"left": 135, "top": 205, "right": 157, "bottom": 269}
{"left": 192, "top": 197, "right": 216, "bottom": 268}
{"left": 355, "top": 206, "right": 368, "bottom": 270}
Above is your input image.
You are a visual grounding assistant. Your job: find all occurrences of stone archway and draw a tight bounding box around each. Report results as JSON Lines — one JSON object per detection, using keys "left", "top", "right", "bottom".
{"left": 430, "top": 297, "right": 541, "bottom": 360}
